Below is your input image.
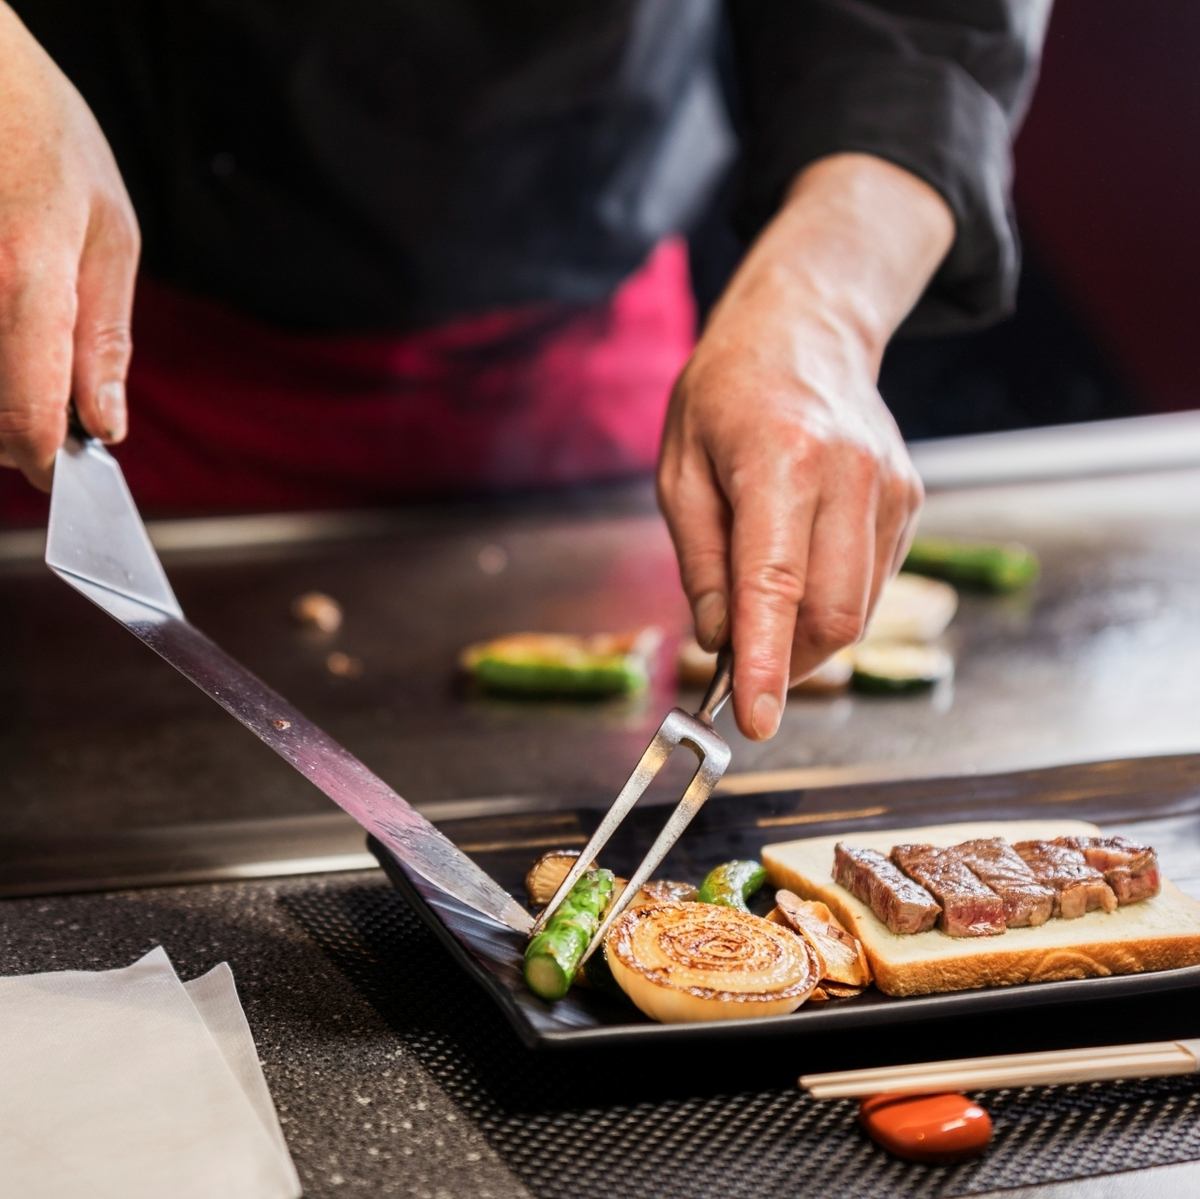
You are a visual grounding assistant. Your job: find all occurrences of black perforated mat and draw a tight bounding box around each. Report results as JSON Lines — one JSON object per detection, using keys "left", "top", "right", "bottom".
{"left": 282, "top": 882, "right": 1200, "bottom": 1199}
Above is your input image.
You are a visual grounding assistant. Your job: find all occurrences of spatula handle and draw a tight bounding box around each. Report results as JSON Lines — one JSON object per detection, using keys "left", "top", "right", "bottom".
{"left": 65, "top": 401, "right": 93, "bottom": 444}
{"left": 696, "top": 644, "right": 733, "bottom": 724}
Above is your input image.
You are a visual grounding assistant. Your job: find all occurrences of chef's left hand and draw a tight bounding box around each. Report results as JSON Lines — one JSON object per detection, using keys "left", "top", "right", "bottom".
{"left": 657, "top": 154, "right": 954, "bottom": 741}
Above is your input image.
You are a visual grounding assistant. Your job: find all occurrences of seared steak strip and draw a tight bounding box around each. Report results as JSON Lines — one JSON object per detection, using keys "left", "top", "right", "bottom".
{"left": 890, "top": 844, "right": 1006, "bottom": 937}
{"left": 1014, "top": 840, "right": 1118, "bottom": 917}
{"left": 955, "top": 838, "right": 1056, "bottom": 927}
{"left": 832, "top": 844, "right": 941, "bottom": 934}
{"left": 1053, "top": 835, "right": 1160, "bottom": 904}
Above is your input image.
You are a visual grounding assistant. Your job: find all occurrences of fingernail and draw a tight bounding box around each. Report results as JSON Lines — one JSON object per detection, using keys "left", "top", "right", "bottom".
{"left": 97, "top": 381, "right": 127, "bottom": 442}
{"left": 751, "top": 692, "right": 781, "bottom": 740}
{"left": 694, "top": 591, "right": 727, "bottom": 650}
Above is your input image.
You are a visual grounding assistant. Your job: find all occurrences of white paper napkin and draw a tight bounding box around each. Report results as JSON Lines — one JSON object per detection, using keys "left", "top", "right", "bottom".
{"left": 0, "top": 947, "right": 301, "bottom": 1199}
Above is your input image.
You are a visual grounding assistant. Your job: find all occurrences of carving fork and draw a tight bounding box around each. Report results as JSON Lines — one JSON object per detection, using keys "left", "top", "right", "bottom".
{"left": 531, "top": 645, "right": 734, "bottom": 964}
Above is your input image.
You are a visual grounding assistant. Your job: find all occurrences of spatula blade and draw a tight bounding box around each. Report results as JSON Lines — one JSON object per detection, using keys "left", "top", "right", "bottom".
{"left": 46, "top": 437, "right": 533, "bottom": 935}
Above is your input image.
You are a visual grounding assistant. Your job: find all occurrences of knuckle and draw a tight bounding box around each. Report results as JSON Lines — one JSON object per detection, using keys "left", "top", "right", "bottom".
{"left": 785, "top": 439, "right": 823, "bottom": 481}
{"left": 725, "top": 460, "right": 756, "bottom": 500}
{"left": 845, "top": 442, "right": 881, "bottom": 480}
{"left": 740, "top": 560, "right": 806, "bottom": 610}
{"left": 0, "top": 237, "right": 77, "bottom": 334}
{"left": 0, "top": 405, "right": 60, "bottom": 451}
{"left": 85, "top": 319, "right": 133, "bottom": 360}
{"left": 882, "top": 472, "right": 911, "bottom": 511}
{"left": 680, "top": 544, "right": 726, "bottom": 586}
{"left": 0, "top": 409, "right": 38, "bottom": 441}
{"left": 108, "top": 208, "right": 141, "bottom": 259}
{"left": 655, "top": 462, "right": 681, "bottom": 509}
{"left": 95, "top": 192, "right": 141, "bottom": 250}
{"left": 908, "top": 474, "right": 926, "bottom": 509}
{"left": 807, "top": 604, "right": 865, "bottom": 650}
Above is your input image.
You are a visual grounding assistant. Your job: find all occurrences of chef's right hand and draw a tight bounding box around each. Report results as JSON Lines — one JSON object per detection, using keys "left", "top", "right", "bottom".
{"left": 0, "top": 4, "right": 139, "bottom": 489}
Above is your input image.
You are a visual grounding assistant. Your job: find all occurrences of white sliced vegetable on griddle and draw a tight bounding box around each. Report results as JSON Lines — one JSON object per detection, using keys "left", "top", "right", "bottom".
{"left": 851, "top": 643, "right": 953, "bottom": 693}
{"left": 795, "top": 648, "right": 855, "bottom": 693}
{"left": 866, "top": 573, "right": 959, "bottom": 644}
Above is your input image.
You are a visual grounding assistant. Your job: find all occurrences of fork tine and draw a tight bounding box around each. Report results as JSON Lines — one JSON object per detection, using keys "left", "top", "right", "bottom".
{"left": 529, "top": 645, "right": 735, "bottom": 973}
{"left": 529, "top": 724, "right": 678, "bottom": 934}
{"left": 579, "top": 727, "right": 731, "bottom": 965}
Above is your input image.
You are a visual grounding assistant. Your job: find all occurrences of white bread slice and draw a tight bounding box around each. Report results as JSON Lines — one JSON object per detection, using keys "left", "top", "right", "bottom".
{"left": 763, "top": 819, "right": 1200, "bottom": 997}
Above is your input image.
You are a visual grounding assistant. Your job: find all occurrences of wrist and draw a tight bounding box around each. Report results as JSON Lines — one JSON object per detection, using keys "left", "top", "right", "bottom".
{"left": 790, "top": 153, "right": 954, "bottom": 346}
{"left": 715, "top": 153, "right": 955, "bottom": 370}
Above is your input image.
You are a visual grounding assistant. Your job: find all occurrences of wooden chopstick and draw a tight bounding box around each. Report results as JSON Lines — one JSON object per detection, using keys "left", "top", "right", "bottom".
{"left": 801, "top": 1040, "right": 1199, "bottom": 1099}
{"left": 805, "top": 1042, "right": 1178, "bottom": 1086}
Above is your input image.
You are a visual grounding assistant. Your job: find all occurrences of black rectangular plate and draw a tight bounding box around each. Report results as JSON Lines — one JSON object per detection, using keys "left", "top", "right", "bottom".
{"left": 370, "top": 755, "right": 1200, "bottom": 1050}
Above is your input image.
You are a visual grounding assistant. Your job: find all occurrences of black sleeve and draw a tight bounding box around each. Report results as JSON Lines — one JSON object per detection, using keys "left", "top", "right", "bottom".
{"left": 727, "top": 0, "right": 1051, "bottom": 333}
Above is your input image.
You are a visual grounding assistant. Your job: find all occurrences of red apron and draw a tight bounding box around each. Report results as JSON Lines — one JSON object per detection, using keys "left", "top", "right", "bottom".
{"left": 0, "top": 239, "right": 693, "bottom": 523}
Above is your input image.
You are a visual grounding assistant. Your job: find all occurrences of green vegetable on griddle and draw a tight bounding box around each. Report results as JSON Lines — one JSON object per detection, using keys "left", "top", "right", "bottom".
{"left": 472, "top": 654, "right": 646, "bottom": 696}
{"left": 523, "top": 868, "right": 615, "bottom": 1000}
{"left": 462, "top": 633, "right": 649, "bottom": 697}
{"left": 850, "top": 643, "right": 953, "bottom": 694}
{"left": 697, "top": 860, "right": 767, "bottom": 912}
{"left": 903, "top": 537, "right": 1039, "bottom": 593}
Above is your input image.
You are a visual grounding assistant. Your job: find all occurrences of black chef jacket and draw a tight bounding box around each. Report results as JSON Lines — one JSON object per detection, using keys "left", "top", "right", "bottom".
{"left": 14, "top": 1, "right": 1048, "bottom": 333}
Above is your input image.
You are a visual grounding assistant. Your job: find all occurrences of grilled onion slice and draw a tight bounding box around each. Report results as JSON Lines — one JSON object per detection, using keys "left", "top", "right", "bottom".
{"left": 605, "top": 901, "right": 821, "bottom": 1022}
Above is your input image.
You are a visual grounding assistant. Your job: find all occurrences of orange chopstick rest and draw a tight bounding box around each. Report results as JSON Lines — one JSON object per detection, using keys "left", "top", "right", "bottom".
{"left": 860, "top": 1092, "right": 993, "bottom": 1163}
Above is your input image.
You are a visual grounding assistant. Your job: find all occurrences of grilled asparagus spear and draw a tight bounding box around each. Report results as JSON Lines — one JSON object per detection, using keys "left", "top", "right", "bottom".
{"left": 523, "top": 868, "right": 615, "bottom": 1000}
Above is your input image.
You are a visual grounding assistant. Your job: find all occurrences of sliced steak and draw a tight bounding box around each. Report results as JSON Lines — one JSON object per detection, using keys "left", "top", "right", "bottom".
{"left": 890, "top": 844, "right": 1006, "bottom": 937}
{"left": 1054, "top": 835, "right": 1160, "bottom": 904}
{"left": 955, "top": 838, "right": 1056, "bottom": 927}
{"left": 832, "top": 844, "right": 941, "bottom": 934}
{"left": 1014, "top": 840, "right": 1118, "bottom": 917}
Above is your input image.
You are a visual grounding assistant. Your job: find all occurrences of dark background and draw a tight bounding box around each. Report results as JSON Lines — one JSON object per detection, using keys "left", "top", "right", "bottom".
{"left": 693, "top": 0, "right": 1200, "bottom": 441}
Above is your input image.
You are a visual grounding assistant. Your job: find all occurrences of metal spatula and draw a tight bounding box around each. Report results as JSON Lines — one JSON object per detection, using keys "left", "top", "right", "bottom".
{"left": 46, "top": 431, "right": 532, "bottom": 935}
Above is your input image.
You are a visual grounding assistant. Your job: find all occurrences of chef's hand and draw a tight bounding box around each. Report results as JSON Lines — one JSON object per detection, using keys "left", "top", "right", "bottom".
{"left": 0, "top": 4, "right": 138, "bottom": 489}
{"left": 658, "top": 154, "right": 953, "bottom": 741}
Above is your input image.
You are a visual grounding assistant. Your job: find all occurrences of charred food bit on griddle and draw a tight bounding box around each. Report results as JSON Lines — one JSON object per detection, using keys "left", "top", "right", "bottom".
{"left": 1013, "top": 841, "right": 1118, "bottom": 918}
{"left": 833, "top": 844, "right": 941, "bottom": 935}
{"left": 325, "top": 651, "right": 363, "bottom": 678}
{"left": 890, "top": 844, "right": 1006, "bottom": 937}
{"left": 291, "top": 591, "right": 343, "bottom": 634}
{"left": 955, "top": 838, "right": 1056, "bottom": 928}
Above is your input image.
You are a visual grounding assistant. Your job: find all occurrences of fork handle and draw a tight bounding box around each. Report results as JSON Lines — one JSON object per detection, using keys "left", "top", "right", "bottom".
{"left": 696, "top": 644, "right": 733, "bottom": 724}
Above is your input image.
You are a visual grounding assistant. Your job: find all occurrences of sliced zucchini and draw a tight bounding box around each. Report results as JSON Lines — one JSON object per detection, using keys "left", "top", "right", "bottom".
{"left": 903, "top": 537, "right": 1039, "bottom": 593}
{"left": 866, "top": 573, "right": 958, "bottom": 644}
{"left": 461, "top": 632, "right": 651, "bottom": 697}
{"left": 851, "top": 643, "right": 953, "bottom": 694}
